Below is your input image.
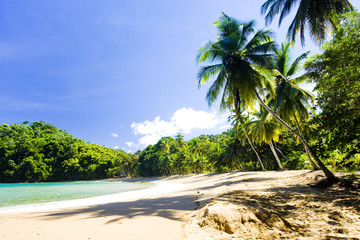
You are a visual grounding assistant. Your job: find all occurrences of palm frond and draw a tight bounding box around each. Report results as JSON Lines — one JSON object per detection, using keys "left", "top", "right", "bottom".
{"left": 262, "top": 0, "right": 287, "bottom": 25}
{"left": 214, "top": 13, "right": 241, "bottom": 39}
{"left": 197, "top": 64, "right": 223, "bottom": 86}
{"left": 279, "top": 0, "right": 299, "bottom": 26}
{"left": 238, "top": 20, "right": 256, "bottom": 48}
{"left": 252, "top": 64, "right": 276, "bottom": 97}
{"left": 246, "top": 38, "right": 275, "bottom": 56}
{"left": 287, "top": 51, "right": 309, "bottom": 76}
{"left": 274, "top": 41, "right": 291, "bottom": 74}
{"left": 292, "top": 75, "right": 308, "bottom": 84}
{"left": 205, "top": 66, "right": 227, "bottom": 106}
{"left": 197, "top": 41, "right": 224, "bottom": 64}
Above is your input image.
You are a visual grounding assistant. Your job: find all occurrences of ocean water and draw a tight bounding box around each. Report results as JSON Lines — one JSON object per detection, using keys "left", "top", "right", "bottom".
{"left": 0, "top": 181, "right": 154, "bottom": 209}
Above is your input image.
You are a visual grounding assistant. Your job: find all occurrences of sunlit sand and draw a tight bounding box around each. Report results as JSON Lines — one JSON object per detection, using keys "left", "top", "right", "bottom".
{"left": 0, "top": 171, "right": 359, "bottom": 240}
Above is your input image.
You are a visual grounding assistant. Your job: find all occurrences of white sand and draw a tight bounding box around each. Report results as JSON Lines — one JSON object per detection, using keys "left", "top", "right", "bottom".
{"left": 0, "top": 171, "right": 359, "bottom": 240}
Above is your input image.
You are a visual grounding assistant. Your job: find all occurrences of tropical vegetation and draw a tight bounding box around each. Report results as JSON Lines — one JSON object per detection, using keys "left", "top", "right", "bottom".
{"left": 261, "top": 0, "right": 354, "bottom": 45}
{"left": 305, "top": 11, "right": 360, "bottom": 172}
{"left": 197, "top": 13, "right": 335, "bottom": 180}
{"left": 0, "top": 122, "right": 136, "bottom": 182}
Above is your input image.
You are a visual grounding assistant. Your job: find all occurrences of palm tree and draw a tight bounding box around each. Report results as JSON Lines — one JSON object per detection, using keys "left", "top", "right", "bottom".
{"left": 267, "top": 41, "right": 319, "bottom": 169}
{"left": 197, "top": 13, "right": 275, "bottom": 113}
{"left": 216, "top": 134, "right": 247, "bottom": 171}
{"left": 248, "top": 107, "right": 285, "bottom": 170}
{"left": 197, "top": 13, "right": 336, "bottom": 181}
{"left": 230, "top": 110, "right": 266, "bottom": 171}
{"left": 175, "top": 133, "right": 184, "bottom": 145}
{"left": 261, "top": 0, "right": 354, "bottom": 45}
{"left": 197, "top": 13, "right": 274, "bottom": 169}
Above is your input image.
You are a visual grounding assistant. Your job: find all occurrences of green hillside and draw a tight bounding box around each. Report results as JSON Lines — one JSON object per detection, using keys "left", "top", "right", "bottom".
{"left": 0, "top": 122, "right": 135, "bottom": 182}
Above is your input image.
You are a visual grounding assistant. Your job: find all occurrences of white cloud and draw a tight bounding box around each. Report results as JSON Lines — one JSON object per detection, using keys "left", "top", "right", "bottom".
{"left": 172, "top": 108, "right": 227, "bottom": 134}
{"left": 113, "top": 146, "right": 119, "bottom": 149}
{"left": 138, "top": 134, "right": 162, "bottom": 147}
{"left": 130, "top": 107, "right": 230, "bottom": 148}
{"left": 131, "top": 116, "right": 178, "bottom": 136}
{"left": 110, "top": 132, "right": 118, "bottom": 138}
{"left": 125, "top": 142, "right": 135, "bottom": 147}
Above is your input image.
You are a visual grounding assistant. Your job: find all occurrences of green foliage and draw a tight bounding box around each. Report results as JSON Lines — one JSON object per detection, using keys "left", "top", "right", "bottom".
{"left": 306, "top": 11, "right": 360, "bottom": 115}
{"left": 0, "top": 122, "right": 133, "bottom": 182}
{"left": 261, "top": 0, "right": 353, "bottom": 45}
{"left": 319, "top": 140, "right": 360, "bottom": 172}
{"left": 197, "top": 13, "right": 275, "bottom": 112}
{"left": 305, "top": 11, "right": 360, "bottom": 170}
{"left": 135, "top": 128, "right": 308, "bottom": 176}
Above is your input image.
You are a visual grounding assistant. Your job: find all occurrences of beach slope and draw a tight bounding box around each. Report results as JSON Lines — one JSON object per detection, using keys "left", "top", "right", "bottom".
{"left": 0, "top": 171, "right": 359, "bottom": 240}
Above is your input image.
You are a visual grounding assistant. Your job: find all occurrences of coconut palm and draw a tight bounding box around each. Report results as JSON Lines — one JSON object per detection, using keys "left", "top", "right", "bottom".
{"left": 248, "top": 107, "right": 285, "bottom": 170}
{"left": 175, "top": 133, "right": 185, "bottom": 149}
{"left": 197, "top": 13, "right": 274, "bottom": 170}
{"left": 230, "top": 111, "right": 266, "bottom": 171}
{"left": 197, "top": 13, "right": 336, "bottom": 181}
{"left": 197, "top": 13, "right": 275, "bottom": 113}
{"left": 261, "top": 0, "right": 354, "bottom": 45}
{"left": 267, "top": 41, "right": 319, "bottom": 169}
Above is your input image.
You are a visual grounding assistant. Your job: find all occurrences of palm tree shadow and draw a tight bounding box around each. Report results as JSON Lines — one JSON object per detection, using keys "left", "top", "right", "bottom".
{"left": 218, "top": 182, "right": 360, "bottom": 222}
{"left": 40, "top": 194, "right": 197, "bottom": 224}
{"left": 37, "top": 172, "right": 275, "bottom": 224}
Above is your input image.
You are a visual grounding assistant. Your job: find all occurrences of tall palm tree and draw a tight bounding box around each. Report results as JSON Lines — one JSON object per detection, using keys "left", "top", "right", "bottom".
{"left": 268, "top": 41, "right": 319, "bottom": 169}
{"left": 197, "top": 13, "right": 274, "bottom": 171}
{"left": 197, "top": 13, "right": 336, "bottom": 181}
{"left": 261, "top": 0, "right": 354, "bottom": 45}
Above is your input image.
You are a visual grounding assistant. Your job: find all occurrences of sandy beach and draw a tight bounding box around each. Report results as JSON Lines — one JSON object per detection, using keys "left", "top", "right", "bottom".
{"left": 0, "top": 170, "right": 359, "bottom": 240}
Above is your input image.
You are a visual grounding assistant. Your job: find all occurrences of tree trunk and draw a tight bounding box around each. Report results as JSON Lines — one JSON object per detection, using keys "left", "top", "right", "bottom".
{"left": 269, "top": 140, "right": 284, "bottom": 170}
{"left": 233, "top": 93, "right": 266, "bottom": 171}
{"left": 274, "top": 143, "right": 289, "bottom": 161}
{"left": 293, "top": 114, "right": 320, "bottom": 170}
{"left": 244, "top": 129, "right": 266, "bottom": 171}
{"left": 254, "top": 91, "right": 336, "bottom": 181}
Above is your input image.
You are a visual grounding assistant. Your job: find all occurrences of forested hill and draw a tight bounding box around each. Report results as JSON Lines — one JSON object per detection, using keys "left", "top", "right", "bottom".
{"left": 0, "top": 122, "right": 135, "bottom": 182}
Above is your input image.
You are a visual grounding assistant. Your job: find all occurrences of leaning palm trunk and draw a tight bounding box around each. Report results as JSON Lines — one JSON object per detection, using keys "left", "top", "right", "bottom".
{"left": 234, "top": 92, "right": 266, "bottom": 171}
{"left": 275, "top": 145, "right": 289, "bottom": 161}
{"left": 269, "top": 140, "right": 284, "bottom": 170}
{"left": 244, "top": 129, "right": 266, "bottom": 171}
{"left": 254, "top": 91, "right": 336, "bottom": 181}
{"left": 293, "top": 114, "right": 320, "bottom": 170}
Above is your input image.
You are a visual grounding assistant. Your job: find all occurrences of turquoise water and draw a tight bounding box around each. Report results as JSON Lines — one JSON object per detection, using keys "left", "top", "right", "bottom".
{"left": 0, "top": 181, "right": 153, "bottom": 208}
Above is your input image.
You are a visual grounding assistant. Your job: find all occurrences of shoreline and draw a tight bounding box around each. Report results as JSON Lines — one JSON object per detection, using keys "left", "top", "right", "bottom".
{"left": 0, "top": 180, "right": 185, "bottom": 214}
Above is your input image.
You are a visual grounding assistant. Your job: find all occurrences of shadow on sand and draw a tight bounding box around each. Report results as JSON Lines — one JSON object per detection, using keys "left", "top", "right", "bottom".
{"left": 38, "top": 171, "right": 359, "bottom": 228}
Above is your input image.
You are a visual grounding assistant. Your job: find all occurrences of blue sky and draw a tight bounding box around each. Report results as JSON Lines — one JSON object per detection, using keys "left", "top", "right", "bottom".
{"left": 1, "top": 0, "right": 358, "bottom": 152}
